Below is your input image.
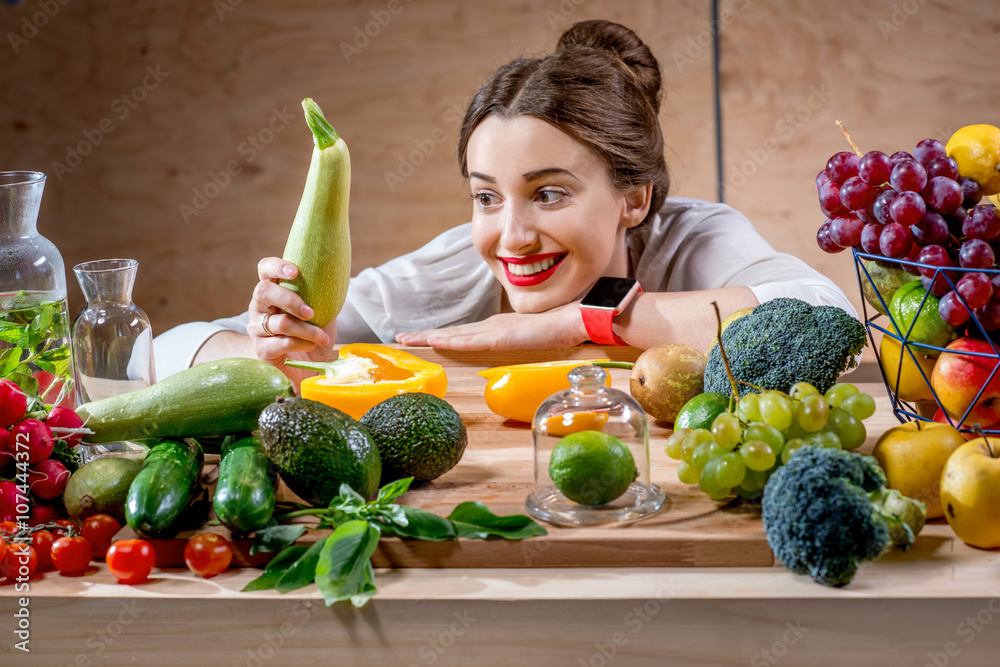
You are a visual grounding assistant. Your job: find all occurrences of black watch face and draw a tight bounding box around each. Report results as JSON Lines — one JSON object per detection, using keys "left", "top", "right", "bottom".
{"left": 582, "top": 277, "right": 638, "bottom": 309}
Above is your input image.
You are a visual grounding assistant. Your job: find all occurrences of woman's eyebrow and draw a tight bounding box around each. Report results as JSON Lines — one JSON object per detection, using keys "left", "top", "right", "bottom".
{"left": 523, "top": 167, "right": 578, "bottom": 182}
{"left": 469, "top": 172, "right": 496, "bottom": 183}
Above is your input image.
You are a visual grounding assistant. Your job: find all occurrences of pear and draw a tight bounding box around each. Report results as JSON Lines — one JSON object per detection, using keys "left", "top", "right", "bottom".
{"left": 630, "top": 344, "right": 706, "bottom": 423}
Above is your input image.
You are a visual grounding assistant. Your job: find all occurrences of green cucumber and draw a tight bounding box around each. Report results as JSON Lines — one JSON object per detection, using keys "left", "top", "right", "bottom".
{"left": 77, "top": 358, "right": 294, "bottom": 444}
{"left": 279, "top": 97, "right": 351, "bottom": 328}
{"left": 213, "top": 435, "right": 276, "bottom": 536}
{"left": 125, "top": 438, "right": 204, "bottom": 539}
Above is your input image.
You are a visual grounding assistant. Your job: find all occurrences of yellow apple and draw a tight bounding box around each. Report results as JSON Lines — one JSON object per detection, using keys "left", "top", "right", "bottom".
{"left": 873, "top": 421, "right": 965, "bottom": 519}
{"left": 940, "top": 436, "right": 1000, "bottom": 548}
{"left": 879, "top": 334, "right": 937, "bottom": 402}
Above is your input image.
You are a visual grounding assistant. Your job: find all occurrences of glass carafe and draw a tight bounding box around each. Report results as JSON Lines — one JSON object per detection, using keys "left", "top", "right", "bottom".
{"left": 0, "top": 171, "right": 75, "bottom": 407}
{"left": 527, "top": 365, "right": 665, "bottom": 526}
{"left": 72, "top": 259, "right": 155, "bottom": 404}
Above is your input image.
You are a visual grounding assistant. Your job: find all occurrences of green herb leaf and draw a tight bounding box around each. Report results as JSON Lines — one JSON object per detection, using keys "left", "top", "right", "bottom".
{"left": 315, "top": 520, "right": 380, "bottom": 607}
{"left": 381, "top": 505, "right": 457, "bottom": 541}
{"left": 375, "top": 503, "right": 408, "bottom": 527}
{"left": 0, "top": 328, "right": 23, "bottom": 345}
{"left": 376, "top": 477, "right": 414, "bottom": 505}
{"left": 50, "top": 440, "right": 82, "bottom": 473}
{"left": 276, "top": 536, "right": 328, "bottom": 593}
{"left": 6, "top": 372, "right": 39, "bottom": 399}
{"left": 447, "top": 502, "right": 548, "bottom": 540}
{"left": 17, "top": 308, "right": 52, "bottom": 349}
{"left": 37, "top": 346, "right": 70, "bottom": 362}
{"left": 242, "top": 545, "right": 308, "bottom": 591}
{"left": 0, "top": 347, "right": 21, "bottom": 377}
{"left": 250, "top": 524, "right": 308, "bottom": 555}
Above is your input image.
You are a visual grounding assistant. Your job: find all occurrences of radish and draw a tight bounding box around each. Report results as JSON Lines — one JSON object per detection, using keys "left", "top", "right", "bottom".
{"left": 46, "top": 406, "right": 86, "bottom": 447}
{"left": 0, "top": 480, "right": 27, "bottom": 522}
{"left": 10, "top": 418, "right": 55, "bottom": 464}
{"left": 28, "top": 501, "right": 64, "bottom": 527}
{"left": 0, "top": 379, "right": 28, "bottom": 427}
{"left": 28, "top": 459, "right": 70, "bottom": 499}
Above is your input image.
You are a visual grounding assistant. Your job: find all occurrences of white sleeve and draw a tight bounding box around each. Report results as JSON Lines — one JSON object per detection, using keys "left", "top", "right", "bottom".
{"left": 639, "top": 198, "right": 858, "bottom": 320}
{"left": 152, "top": 223, "right": 500, "bottom": 379}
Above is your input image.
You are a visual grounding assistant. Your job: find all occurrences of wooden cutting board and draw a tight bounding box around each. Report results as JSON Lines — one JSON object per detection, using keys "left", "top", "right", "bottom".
{"left": 119, "top": 346, "right": 773, "bottom": 568}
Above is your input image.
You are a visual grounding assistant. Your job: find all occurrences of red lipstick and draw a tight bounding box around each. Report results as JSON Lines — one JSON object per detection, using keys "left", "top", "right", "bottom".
{"left": 499, "top": 253, "right": 566, "bottom": 287}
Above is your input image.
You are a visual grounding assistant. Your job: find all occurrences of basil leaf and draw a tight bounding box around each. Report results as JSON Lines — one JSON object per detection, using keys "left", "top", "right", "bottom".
{"left": 242, "top": 545, "right": 308, "bottom": 591}
{"left": 250, "top": 524, "right": 308, "bottom": 555}
{"left": 381, "top": 505, "right": 457, "bottom": 541}
{"left": 315, "top": 520, "right": 380, "bottom": 607}
{"left": 375, "top": 503, "right": 408, "bottom": 527}
{"left": 0, "top": 347, "right": 21, "bottom": 377}
{"left": 276, "top": 536, "right": 328, "bottom": 593}
{"left": 447, "top": 502, "right": 548, "bottom": 540}
{"left": 376, "top": 478, "right": 413, "bottom": 505}
{"left": 17, "top": 308, "right": 52, "bottom": 349}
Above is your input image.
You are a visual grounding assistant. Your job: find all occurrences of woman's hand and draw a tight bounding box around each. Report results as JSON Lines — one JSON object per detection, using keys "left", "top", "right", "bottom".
{"left": 249, "top": 258, "right": 337, "bottom": 373}
{"left": 395, "top": 302, "right": 587, "bottom": 350}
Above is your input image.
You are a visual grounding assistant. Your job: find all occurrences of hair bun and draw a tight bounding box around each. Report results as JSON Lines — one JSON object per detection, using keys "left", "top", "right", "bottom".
{"left": 557, "top": 20, "right": 662, "bottom": 113}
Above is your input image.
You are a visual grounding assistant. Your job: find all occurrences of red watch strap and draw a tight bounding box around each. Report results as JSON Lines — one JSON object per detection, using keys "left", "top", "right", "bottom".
{"left": 581, "top": 306, "right": 627, "bottom": 345}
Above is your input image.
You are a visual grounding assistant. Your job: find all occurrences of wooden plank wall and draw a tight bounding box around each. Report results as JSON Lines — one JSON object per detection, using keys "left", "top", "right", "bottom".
{"left": 1, "top": 0, "right": 998, "bottom": 334}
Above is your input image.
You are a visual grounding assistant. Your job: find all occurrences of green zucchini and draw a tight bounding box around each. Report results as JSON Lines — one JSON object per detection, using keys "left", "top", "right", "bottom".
{"left": 125, "top": 438, "right": 204, "bottom": 538}
{"left": 279, "top": 97, "right": 351, "bottom": 328}
{"left": 76, "top": 358, "right": 294, "bottom": 444}
{"left": 213, "top": 435, "right": 276, "bottom": 536}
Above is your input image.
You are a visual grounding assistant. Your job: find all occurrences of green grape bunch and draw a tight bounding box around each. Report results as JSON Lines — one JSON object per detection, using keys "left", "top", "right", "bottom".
{"left": 664, "top": 381, "right": 877, "bottom": 501}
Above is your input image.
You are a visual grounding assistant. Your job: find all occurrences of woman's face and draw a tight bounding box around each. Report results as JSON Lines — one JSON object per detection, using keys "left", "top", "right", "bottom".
{"left": 466, "top": 115, "right": 642, "bottom": 314}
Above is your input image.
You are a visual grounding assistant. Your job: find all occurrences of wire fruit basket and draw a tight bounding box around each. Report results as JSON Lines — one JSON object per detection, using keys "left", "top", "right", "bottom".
{"left": 854, "top": 247, "right": 1000, "bottom": 436}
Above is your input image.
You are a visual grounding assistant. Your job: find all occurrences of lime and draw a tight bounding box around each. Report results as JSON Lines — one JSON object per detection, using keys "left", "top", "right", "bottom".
{"left": 888, "top": 280, "right": 956, "bottom": 349}
{"left": 549, "top": 430, "right": 636, "bottom": 506}
{"left": 674, "top": 392, "right": 731, "bottom": 431}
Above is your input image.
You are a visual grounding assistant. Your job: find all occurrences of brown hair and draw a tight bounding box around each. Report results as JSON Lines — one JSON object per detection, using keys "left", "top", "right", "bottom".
{"left": 457, "top": 20, "right": 670, "bottom": 227}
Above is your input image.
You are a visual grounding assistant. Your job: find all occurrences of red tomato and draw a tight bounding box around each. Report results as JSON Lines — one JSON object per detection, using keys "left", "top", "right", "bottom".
{"left": 0, "top": 520, "right": 17, "bottom": 535}
{"left": 50, "top": 536, "right": 93, "bottom": 574}
{"left": 52, "top": 519, "right": 78, "bottom": 537}
{"left": 106, "top": 539, "right": 155, "bottom": 585}
{"left": 81, "top": 514, "right": 120, "bottom": 559}
{"left": 0, "top": 536, "right": 6, "bottom": 562}
{"left": 1, "top": 542, "right": 37, "bottom": 580}
{"left": 184, "top": 533, "right": 233, "bottom": 578}
{"left": 31, "top": 529, "right": 55, "bottom": 570}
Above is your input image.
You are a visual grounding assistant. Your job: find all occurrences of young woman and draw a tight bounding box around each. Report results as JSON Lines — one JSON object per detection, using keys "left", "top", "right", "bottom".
{"left": 153, "top": 20, "right": 854, "bottom": 382}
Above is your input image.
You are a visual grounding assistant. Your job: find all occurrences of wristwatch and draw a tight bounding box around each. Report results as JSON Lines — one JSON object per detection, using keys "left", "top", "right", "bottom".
{"left": 580, "top": 277, "right": 642, "bottom": 346}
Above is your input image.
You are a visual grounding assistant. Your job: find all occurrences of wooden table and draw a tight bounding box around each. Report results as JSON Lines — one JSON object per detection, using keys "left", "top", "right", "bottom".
{"left": 3, "top": 347, "right": 1000, "bottom": 667}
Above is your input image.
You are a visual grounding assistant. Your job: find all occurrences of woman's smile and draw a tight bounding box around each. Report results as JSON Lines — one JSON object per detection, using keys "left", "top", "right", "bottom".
{"left": 500, "top": 252, "right": 567, "bottom": 285}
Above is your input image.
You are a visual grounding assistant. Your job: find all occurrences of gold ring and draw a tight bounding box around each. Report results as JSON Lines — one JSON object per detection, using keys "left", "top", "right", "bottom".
{"left": 261, "top": 313, "right": 276, "bottom": 337}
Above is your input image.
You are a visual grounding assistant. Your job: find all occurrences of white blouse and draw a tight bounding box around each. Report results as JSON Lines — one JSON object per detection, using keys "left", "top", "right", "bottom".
{"left": 152, "top": 197, "right": 856, "bottom": 378}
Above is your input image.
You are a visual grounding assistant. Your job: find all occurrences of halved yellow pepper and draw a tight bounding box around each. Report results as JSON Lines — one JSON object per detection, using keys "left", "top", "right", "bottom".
{"left": 292, "top": 344, "right": 447, "bottom": 420}
{"left": 477, "top": 359, "right": 611, "bottom": 424}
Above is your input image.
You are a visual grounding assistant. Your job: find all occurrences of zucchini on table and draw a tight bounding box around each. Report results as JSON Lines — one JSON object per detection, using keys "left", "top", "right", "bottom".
{"left": 279, "top": 97, "right": 352, "bottom": 328}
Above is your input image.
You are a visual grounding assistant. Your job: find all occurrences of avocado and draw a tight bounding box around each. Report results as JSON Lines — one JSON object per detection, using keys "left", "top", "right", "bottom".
{"left": 258, "top": 397, "right": 381, "bottom": 504}
{"left": 360, "top": 392, "right": 467, "bottom": 486}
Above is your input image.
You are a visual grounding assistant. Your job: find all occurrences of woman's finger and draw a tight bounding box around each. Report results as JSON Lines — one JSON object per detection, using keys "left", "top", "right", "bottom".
{"left": 250, "top": 280, "right": 314, "bottom": 320}
{"left": 255, "top": 313, "right": 329, "bottom": 347}
{"left": 252, "top": 334, "right": 322, "bottom": 365}
{"left": 257, "top": 257, "right": 299, "bottom": 283}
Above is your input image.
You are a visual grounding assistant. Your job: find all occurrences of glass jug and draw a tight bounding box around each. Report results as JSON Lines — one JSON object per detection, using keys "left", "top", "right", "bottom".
{"left": 527, "top": 365, "right": 665, "bottom": 526}
{"left": 0, "top": 171, "right": 75, "bottom": 407}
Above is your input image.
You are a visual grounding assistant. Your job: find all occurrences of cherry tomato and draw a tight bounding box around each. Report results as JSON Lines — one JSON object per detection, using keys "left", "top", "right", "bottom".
{"left": 184, "top": 533, "right": 233, "bottom": 578}
{"left": 1, "top": 542, "right": 37, "bottom": 580}
{"left": 52, "top": 518, "right": 78, "bottom": 537}
{"left": 0, "top": 520, "right": 17, "bottom": 535}
{"left": 31, "top": 529, "right": 55, "bottom": 571}
{"left": 105, "top": 539, "right": 155, "bottom": 585}
{"left": 0, "top": 536, "right": 6, "bottom": 562}
{"left": 50, "top": 536, "right": 93, "bottom": 574}
{"left": 81, "top": 514, "right": 121, "bottom": 559}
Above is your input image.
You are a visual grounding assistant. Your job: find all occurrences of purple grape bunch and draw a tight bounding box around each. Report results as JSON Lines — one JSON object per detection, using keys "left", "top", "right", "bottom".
{"left": 816, "top": 135, "right": 999, "bottom": 331}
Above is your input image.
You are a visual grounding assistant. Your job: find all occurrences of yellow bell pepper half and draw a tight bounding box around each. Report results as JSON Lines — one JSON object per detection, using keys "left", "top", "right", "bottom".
{"left": 291, "top": 344, "right": 447, "bottom": 420}
{"left": 477, "top": 359, "right": 612, "bottom": 424}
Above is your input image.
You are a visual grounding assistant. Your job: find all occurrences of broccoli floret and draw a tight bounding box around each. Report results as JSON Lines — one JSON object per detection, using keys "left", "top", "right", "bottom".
{"left": 762, "top": 446, "right": 926, "bottom": 587}
{"left": 704, "top": 298, "right": 866, "bottom": 397}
